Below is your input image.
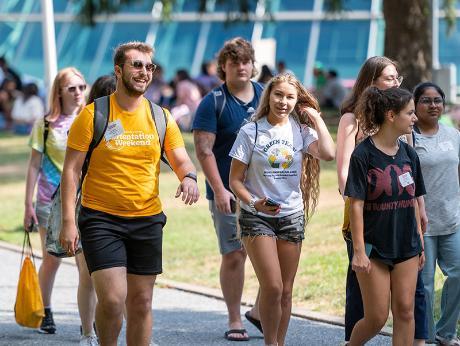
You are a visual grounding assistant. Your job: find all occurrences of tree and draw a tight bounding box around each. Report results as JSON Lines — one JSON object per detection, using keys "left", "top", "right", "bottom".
{"left": 327, "top": 0, "right": 456, "bottom": 90}
{"left": 75, "top": 0, "right": 457, "bottom": 90}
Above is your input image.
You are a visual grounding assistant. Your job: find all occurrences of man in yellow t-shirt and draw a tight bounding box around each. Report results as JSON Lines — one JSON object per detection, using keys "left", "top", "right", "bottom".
{"left": 59, "top": 41, "right": 199, "bottom": 346}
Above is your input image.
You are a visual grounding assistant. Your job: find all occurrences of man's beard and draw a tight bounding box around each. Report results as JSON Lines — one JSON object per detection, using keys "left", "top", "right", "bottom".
{"left": 121, "top": 74, "right": 150, "bottom": 97}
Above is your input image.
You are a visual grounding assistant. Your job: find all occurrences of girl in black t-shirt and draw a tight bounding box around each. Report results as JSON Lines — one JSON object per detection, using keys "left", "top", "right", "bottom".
{"left": 345, "top": 87, "right": 425, "bottom": 346}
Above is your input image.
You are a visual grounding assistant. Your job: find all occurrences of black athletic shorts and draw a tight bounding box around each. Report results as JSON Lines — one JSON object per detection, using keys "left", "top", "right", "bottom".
{"left": 78, "top": 206, "right": 166, "bottom": 275}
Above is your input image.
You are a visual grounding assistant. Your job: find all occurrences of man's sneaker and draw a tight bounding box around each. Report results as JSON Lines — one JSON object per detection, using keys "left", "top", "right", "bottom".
{"left": 436, "top": 334, "right": 460, "bottom": 346}
{"left": 39, "top": 308, "right": 56, "bottom": 334}
{"left": 79, "top": 335, "right": 98, "bottom": 346}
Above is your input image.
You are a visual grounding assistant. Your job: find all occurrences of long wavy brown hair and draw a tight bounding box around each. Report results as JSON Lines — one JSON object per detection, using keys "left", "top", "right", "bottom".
{"left": 252, "top": 73, "right": 320, "bottom": 223}
{"left": 340, "top": 56, "right": 398, "bottom": 115}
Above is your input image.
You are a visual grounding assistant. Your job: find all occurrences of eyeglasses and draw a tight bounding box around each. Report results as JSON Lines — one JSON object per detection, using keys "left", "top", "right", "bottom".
{"left": 64, "top": 84, "right": 86, "bottom": 93}
{"left": 381, "top": 75, "right": 404, "bottom": 85}
{"left": 121, "top": 60, "right": 157, "bottom": 72}
{"left": 418, "top": 97, "right": 444, "bottom": 105}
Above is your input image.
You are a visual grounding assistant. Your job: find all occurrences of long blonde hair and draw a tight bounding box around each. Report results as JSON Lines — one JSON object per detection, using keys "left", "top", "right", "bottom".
{"left": 46, "top": 67, "right": 86, "bottom": 122}
{"left": 253, "top": 73, "right": 321, "bottom": 223}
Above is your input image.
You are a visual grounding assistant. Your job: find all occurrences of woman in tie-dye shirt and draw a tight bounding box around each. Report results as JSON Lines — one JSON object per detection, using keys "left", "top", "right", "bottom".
{"left": 24, "top": 67, "right": 86, "bottom": 334}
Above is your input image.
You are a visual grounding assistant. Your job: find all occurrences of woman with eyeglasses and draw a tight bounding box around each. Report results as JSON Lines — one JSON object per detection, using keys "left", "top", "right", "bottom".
{"left": 24, "top": 67, "right": 87, "bottom": 335}
{"left": 413, "top": 82, "right": 460, "bottom": 346}
{"left": 337, "top": 56, "right": 428, "bottom": 345}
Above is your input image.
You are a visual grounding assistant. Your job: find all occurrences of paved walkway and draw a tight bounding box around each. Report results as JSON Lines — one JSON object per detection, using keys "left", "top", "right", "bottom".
{"left": 0, "top": 246, "right": 391, "bottom": 345}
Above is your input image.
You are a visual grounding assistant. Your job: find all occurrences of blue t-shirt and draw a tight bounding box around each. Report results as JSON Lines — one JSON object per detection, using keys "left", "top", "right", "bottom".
{"left": 192, "top": 81, "right": 263, "bottom": 200}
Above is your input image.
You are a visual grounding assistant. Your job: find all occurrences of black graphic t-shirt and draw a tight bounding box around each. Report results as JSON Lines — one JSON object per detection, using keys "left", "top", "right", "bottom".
{"left": 344, "top": 137, "right": 426, "bottom": 259}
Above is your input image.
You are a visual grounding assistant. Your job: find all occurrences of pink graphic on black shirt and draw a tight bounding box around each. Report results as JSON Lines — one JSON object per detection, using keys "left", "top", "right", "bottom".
{"left": 367, "top": 164, "right": 415, "bottom": 200}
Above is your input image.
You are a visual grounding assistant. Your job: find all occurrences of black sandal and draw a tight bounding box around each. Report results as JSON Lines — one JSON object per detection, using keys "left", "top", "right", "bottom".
{"left": 245, "top": 311, "right": 263, "bottom": 334}
{"left": 224, "top": 329, "right": 250, "bottom": 341}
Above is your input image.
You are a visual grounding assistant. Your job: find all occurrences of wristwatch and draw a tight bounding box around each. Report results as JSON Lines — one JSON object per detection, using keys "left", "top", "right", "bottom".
{"left": 248, "top": 197, "right": 258, "bottom": 215}
{"left": 183, "top": 172, "right": 197, "bottom": 182}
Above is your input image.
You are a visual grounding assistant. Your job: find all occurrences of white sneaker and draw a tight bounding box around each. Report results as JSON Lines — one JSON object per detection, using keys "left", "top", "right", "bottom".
{"left": 80, "top": 335, "right": 98, "bottom": 346}
{"left": 436, "top": 334, "right": 460, "bottom": 346}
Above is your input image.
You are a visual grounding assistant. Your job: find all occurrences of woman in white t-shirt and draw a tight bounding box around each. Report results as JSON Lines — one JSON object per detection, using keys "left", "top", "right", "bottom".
{"left": 413, "top": 82, "right": 460, "bottom": 346}
{"left": 229, "top": 73, "right": 335, "bottom": 346}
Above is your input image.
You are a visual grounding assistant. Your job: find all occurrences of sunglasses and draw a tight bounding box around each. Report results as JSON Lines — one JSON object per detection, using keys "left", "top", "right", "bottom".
{"left": 122, "top": 60, "right": 157, "bottom": 72}
{"left": 64, "top": 84, "right": 86, "bottom": 93}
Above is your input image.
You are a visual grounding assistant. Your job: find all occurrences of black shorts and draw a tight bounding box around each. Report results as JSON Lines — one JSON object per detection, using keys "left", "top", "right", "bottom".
{"left": 369, "top": 250, "right": 419, "bottom": 271}
{"left": 78, "top": 206, "right": 166, "bottom": 275}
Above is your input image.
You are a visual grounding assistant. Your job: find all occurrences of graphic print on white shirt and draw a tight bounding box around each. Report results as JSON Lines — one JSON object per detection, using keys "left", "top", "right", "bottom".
{"left": 230, "top": 116, "right": 318, "bottom": 217}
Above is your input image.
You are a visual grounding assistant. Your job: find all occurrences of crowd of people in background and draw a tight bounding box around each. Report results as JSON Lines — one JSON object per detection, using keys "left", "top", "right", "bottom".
{"left": 3, "top": 34, "right": 460, "bottom": 346}
{"left": 2, "top": 54, "right": 459, "bottom": 138}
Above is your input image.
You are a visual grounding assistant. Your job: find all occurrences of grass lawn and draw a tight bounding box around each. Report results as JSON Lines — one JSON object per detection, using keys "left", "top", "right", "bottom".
{"left": 0, "top": 129, "right": 453, "bottom": 331}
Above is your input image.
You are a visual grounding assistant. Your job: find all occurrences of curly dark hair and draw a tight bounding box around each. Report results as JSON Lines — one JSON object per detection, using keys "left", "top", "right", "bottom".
{"left": 355, "top": 86, "right": 413, "bottom": 135}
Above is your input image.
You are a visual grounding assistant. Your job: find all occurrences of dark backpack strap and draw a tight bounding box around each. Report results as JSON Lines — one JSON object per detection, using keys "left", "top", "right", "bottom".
{"left": 43, "top": 118, "right": 49, "bottom": 155}
{"left": 148, "top": 99, "right": 171, "bottom": 169}
{"left": 213, "top": 85, "right": 226, "bottom": 121}
{"left": 79, "top": 96, "right": 110, "bottom": 190}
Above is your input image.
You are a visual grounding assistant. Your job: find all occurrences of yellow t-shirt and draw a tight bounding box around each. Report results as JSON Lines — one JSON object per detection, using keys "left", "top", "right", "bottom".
{"left": 67, "top": 95, "right": 184, "bottom": 217}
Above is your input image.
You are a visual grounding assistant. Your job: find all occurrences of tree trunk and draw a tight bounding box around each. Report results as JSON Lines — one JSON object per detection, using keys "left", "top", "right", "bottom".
{"left": 383, "top": 0, "right": 432, "bottom": 91}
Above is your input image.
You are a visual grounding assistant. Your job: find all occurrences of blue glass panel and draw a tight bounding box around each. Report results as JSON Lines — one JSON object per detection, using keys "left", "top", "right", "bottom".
{"left": 439, "top": 19, "right": 460, "bottom": 82}
{"left": 118, "top": 0, "right": 155, "bottom": 13}
{"left": 52, "top": 0, "right": 69, "bottom": 13}
{"left": 203, "top": 22, "right": 254, "bottom": 61}
{"left": 0, "top": 22, "right": 43, "bottom": 79}
{"left": 154, "top": 22, "right": 201, "bottom": 80}
{"left": 0, "top": 22, "right": 15, "bottom": 59}
{"left": 96, "top": 23, "right": 150, "bottom": 81}
{"left": 214, "top": 1, "right": 257, "bottom": 12}
{"left": 270, "top": 0, "right": 314, "bottom": 11}
{"left": 323, "top": 0, "right": 371, "bottom": 11}
{"left": 375, "top": 19, "right": 385, "bottom": 56}
{"left": 262, "top": 21, "right": 311, "bottom": 80}
{"left": 57, "top": 23, "right": 105, "bottom": 79}
{"left": 0, "top": 0, "right": 40, "bottom": 13}
{"left": 173, "top": 0, "right": 202, "bottom": 12}
{"left": 316, "top": 20, "right": 370, "bottom": 79}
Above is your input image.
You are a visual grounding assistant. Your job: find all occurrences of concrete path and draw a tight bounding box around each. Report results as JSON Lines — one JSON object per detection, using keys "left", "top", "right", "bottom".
{"left": 0, "top": 246, "right": 392, "bottom": 345}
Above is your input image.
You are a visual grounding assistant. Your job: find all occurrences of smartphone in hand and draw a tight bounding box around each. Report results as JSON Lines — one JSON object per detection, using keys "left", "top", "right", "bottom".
{"left": 230, "top": 199, "right": 237, "bottom": 214}
{"left": 265, "top": 198, "right": 280, "bottom": 208}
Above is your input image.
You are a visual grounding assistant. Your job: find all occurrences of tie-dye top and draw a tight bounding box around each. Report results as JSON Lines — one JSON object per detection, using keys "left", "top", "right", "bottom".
{"left": 29, "top": 114, "right": 76, "bottom": 204}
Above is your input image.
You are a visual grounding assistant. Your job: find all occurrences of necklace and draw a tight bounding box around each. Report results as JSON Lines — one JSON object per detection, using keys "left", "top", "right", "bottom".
{"left": 369, "top": 137, "right": 399, "bottom": 159}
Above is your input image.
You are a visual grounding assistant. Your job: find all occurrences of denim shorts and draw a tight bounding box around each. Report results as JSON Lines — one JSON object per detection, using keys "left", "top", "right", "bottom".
{"left": 209, "top": 200, "right": 242, "bottom": 255}
{"left": 35, "top": 201, "right": 51, "bottom": 229}
{"left": 238, "top": 209, "right": 305, "bottom": 243}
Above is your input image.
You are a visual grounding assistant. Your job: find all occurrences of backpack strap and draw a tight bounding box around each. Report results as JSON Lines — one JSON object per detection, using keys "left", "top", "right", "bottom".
{"left": 213, "top": 85, "right": 226, "bottom": 121}
{"left": 148, "top": 99, "right": 171, "bottom": 169}
{"left": 43, "top": 118, "right": 49, "bottom": 155}
{"left": 79, "top": 96, "right": 110, "bottom": 190}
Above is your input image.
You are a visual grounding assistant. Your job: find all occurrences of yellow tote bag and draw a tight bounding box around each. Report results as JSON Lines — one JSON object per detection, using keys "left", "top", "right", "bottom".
{"left": 14, "top": 231, "right": 44, "bottom": 328}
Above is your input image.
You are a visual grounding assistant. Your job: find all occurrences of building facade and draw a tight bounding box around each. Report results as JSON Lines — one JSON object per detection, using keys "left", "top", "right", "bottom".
{"left": 1, "top": 0, "right": 460, "bottom": 87}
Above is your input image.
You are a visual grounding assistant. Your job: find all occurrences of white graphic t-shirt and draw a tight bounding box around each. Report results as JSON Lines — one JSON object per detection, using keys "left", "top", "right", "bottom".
{"left": 229, "top": 117, "right": 318, "bottom": 217}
